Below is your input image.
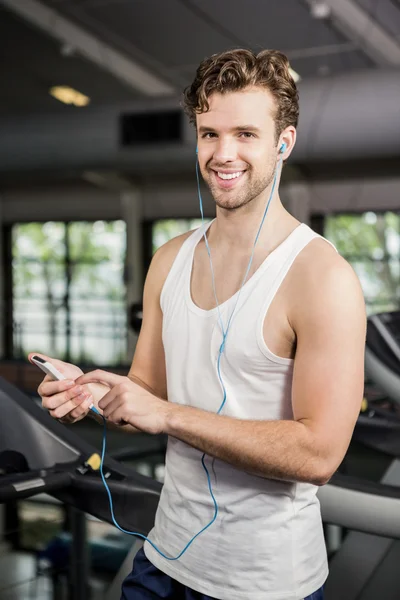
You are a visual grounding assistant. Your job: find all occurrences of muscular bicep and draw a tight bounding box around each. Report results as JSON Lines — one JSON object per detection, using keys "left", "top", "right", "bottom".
{"left": 128, "top": 299, "right": 167, "bottom": 400}
{"left": 291, "top": 258, "right": 366, "bottom": 477}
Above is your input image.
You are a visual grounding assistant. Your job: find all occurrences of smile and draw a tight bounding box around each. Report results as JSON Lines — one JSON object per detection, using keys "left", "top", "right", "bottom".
{"left": 217, "top": 171, "right": 244, "bottom": 180}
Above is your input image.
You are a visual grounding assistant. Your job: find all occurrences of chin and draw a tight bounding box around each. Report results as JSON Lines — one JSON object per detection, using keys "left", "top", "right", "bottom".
{"left": 214, "top": 196, "right": 252, "bottom": 211}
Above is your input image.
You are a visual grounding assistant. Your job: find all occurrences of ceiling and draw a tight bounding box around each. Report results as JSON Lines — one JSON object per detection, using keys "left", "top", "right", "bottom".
{"left": 0, "top": 0, "right": 399, "bottom": 184}
{"left": 3, "top": 0, "right": 400, "bottom": 116}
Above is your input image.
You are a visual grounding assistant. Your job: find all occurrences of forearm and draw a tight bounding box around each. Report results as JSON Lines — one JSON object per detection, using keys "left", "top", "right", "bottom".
{"left": 166, "top": 404, "right": 330, "bottom": 486}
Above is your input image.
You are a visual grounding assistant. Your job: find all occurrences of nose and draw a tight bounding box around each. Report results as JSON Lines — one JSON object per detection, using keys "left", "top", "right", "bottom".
{"left": 213, "top": 138, "right": 237, "bottom": 164}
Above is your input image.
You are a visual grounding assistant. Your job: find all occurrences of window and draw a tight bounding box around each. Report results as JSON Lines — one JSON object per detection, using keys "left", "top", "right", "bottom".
{"left": 324, "top": 212, "right": 400, "bottom": 315}
{"left": 11, "top": 221, "right": 127, "bottom": 366}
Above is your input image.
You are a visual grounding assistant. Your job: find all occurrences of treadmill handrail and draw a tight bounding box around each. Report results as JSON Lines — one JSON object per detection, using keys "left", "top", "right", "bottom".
{"left": 0, "top": 471, "right": 72, "bottom": 502}
{"left": 329, "top": 471, "right": 400, "bottom": 498}
{"left": 319, "top": 472, "right": 400, "bottom": 538}
{"left": 370, "top": 314, "right": 400, "bottom": 363}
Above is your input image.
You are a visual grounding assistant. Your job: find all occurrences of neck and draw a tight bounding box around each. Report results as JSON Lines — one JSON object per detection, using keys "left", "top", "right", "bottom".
{"left": 209, "top": 193, "right": 298, "bottom": 253}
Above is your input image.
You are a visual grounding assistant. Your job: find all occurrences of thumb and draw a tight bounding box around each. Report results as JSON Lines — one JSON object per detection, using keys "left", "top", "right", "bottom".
{"left": 28, "top": 352, "right": 54, "bottom": 364}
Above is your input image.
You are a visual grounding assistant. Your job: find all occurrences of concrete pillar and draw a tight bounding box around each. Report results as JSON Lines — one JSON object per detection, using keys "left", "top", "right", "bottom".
{"left": 121, "top": 188, "right": 144, "bottom": 360}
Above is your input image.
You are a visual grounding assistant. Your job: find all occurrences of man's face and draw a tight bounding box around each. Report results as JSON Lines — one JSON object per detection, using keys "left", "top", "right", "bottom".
{"left": 196, "top": 87, "right": 279, "bottom": 211}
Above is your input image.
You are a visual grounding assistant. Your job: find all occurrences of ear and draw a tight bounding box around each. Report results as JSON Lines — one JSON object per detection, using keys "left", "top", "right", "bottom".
{"left": 278, "top": 126, "right": 296, "bottom": 160}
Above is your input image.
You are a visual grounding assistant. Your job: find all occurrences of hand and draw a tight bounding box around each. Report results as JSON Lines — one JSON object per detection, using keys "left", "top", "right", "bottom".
{"left": 28, "top": 353, "right": 93, "bottom": 423}
{"left": 75, "top": 370, "right": 170, "bottom": 435}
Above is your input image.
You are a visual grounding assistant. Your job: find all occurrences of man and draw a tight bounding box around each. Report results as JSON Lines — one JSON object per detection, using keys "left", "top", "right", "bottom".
{"left": 33, "top": 49, "right": 366, "bottom": 600}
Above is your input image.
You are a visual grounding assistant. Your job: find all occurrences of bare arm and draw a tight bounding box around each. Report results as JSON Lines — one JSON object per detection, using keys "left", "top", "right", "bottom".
{"left": 163, "top": 247, "right": 366, "bottom": 485}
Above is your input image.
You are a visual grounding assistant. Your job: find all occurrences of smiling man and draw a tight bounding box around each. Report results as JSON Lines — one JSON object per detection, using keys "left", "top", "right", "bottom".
{"left": 34, "top": 49, "right": 366, "bottom": 600}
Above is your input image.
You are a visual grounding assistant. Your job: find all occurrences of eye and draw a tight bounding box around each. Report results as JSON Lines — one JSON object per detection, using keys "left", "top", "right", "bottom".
{"left": 201, "top": 132, "right": 217, "bottom": 139}
{"left": 239, "top": 132, "right": 255, "bottom": 138}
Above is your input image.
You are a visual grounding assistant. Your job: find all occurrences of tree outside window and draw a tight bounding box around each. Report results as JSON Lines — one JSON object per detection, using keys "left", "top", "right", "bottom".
{"left": 12, "top": 220, "right": 127, "bottom": 366}
{"left": 324, "top": 212, "right": 400, "bottom": 315}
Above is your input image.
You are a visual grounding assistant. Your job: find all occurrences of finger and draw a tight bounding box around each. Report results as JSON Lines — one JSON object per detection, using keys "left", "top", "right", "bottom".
{"left": 98, "top": 387, "right": 120, "bottom": 413}
{"left": 49, "top": 393, "right": 92, "bottom": 420}
{"left": 29, "top": 352, "right": 71, "bottom": 374}
{"left": 68, "top": 396, "right": 95, "bottom": 421}
{"left": 43, "top": 386, "right": 87, "bottom": 410}
{"left": 76, "top": 370, "right": 124, "bottom": 389}
{"left": 29, "top": 352, "right": 54, "bottom": 364}
{"left": 105, "top": 400, "right": 129, "bottom": 425}
{"left": 38, "top": 379, "right": 76, "bottom": 398}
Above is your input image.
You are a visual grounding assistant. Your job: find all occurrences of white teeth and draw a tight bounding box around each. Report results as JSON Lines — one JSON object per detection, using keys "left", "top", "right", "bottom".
{"left": 217, "top": 171, "right": 243, "bottom": 180}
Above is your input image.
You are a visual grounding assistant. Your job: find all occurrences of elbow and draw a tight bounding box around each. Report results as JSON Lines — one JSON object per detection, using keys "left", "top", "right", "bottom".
{"left": 308, "top": 462, "right": 336, "bottom": 487}
{"left": 311, "top": 473, "right": 331, "bottom": 487}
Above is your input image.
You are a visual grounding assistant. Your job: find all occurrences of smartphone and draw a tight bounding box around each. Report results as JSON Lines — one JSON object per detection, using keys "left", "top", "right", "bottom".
{"left": 31, "top": 355, "right": 99, "bottom": 415}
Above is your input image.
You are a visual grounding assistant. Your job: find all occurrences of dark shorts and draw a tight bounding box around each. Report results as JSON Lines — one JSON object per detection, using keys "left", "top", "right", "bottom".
{"left": 121, "top": 547, "right": 324, "bottom": 599}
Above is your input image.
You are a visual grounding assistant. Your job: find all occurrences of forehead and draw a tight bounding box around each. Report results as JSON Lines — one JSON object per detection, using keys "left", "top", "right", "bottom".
{"left": 196, "top": 87, "right": 276, "bottom": 130}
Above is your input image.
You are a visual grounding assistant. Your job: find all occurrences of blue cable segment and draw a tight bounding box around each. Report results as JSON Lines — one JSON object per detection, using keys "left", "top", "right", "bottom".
{"left": 97, "top": 412, "right": 218, "bottom": 560}
{"left": 94, "top": 153, "right": 282, "bottom": 560}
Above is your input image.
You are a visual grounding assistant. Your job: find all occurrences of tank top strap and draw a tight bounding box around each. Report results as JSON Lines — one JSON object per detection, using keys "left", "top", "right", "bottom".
{"left": 259, "top": 223, "right": 337, "bottom": 314}
{"left": 160, "top": 220, "right": 214, "bottom": 313}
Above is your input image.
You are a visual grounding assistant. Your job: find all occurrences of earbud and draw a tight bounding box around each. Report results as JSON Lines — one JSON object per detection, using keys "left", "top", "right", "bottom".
{"left": 279, "top": 142, "right": 287, "bottom": 154}
{"left": 196, "top": 146, "right": 198, "bottom": 154}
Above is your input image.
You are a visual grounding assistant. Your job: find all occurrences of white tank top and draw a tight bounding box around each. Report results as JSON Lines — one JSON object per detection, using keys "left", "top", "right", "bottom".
{"left": 144, "top": 221, "right": 333, "bottom": 600}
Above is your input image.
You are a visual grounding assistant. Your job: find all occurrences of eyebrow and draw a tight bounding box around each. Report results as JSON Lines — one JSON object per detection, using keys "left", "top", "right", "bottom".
{"left": 198, "top": 125, "right": 261, "bottom": 134}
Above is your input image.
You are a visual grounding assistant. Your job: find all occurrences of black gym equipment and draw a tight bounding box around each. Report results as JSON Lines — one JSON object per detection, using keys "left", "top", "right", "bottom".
{"left": 365, "top": 311, "right": 400, "bottom": 407}
{"left": 0, "top": 377, "right": 161, "bottom": 600}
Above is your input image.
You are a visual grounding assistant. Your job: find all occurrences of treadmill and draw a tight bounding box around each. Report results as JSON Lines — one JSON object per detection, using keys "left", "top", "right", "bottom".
{"left": 322, "top": 311, "right": 400, "bottom": 599}
{"left": 1, "top": 313, "right": 400, "bottom": 600}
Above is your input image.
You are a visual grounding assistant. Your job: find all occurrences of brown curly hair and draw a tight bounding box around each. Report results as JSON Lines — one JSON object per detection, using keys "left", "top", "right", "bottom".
{"left": 182, "top": 49, "right": 299, "bottom": 142}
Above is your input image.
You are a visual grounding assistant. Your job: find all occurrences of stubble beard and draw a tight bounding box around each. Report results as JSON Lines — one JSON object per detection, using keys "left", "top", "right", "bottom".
{"left": 204, "top": 163, "right": 276, "bottom": 212}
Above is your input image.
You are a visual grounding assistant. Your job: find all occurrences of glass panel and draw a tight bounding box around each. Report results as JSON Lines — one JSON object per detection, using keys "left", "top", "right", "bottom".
{"left": 13, "top": 300, "right": 67, "bottom": 359}
{"left": 325, "top": 212, "right": 400, "bottom": 259}
{"left": 70, "top": 263, "right": 125, "bottom": 300}
{"left": 13, "top": 222, "right": 66, "bottom": 261}
{"left": 13, "top": 261, "right": 67, "bottom": 301}
{"left": 12, "top": 222, "right": 67, "bottom": 359}
{"left": 68, "top": 221, "right": 127, "bottom": 366}
{"left": 350, "top": 260, "right": 400, "bottom": 315}
{"left": 152, "top": 218, "right": 210, "bottom": 254}
{"left": 69, "top": 220, "right": 126, "bottom": 263}
{"left": 70, "top": 298, "right": 127, "bottom": 366}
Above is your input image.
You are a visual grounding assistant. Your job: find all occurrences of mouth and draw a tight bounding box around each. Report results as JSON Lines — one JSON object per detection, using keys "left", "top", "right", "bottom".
{"left": 211, "top": 169, "right": 246, "bottom": 190}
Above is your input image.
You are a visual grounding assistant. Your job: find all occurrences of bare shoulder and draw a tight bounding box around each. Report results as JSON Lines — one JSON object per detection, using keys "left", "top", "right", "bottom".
{"left": 146, "top": 229, "right": 196, "bottom": 293}
{"left": 289, "top": 237, "right": 366, "bottom": 329}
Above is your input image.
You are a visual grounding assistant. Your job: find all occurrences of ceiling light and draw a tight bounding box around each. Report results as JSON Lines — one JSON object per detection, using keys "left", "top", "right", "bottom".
{"left": 289, "top": 68, "right": 301, "bottom": 83}
{"left": 49, "top": 86, "right": 90, "bottom": 107}
{"left": 309, "top": 1, "right": 331, "bottom": 20}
